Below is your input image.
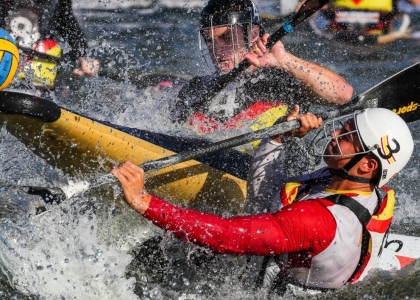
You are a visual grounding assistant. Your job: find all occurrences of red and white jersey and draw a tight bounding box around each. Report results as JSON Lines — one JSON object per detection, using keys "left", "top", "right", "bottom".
{"left": 277, "top": 189, "right": 378, "bottom": 289}
{"left": 143, "top": 189, "right": 379, "bottom": 289}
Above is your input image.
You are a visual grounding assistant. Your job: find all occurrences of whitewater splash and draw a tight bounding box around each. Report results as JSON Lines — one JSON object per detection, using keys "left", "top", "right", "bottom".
{"left": 0, "top": 117, "right": 165, "bottom": 299}
{"left": 0, "top": 185, "right": 163, "bottom": 299}
{"left": 72, "top": 0, "right": 281, "bottom": 13}
{"left": 73, "top": 0, "right": 207, "bottom": 9}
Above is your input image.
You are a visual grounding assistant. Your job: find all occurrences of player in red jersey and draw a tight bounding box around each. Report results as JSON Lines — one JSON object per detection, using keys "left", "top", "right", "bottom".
{"left": 111, "top": 106, "right": 413, "bottom": 294}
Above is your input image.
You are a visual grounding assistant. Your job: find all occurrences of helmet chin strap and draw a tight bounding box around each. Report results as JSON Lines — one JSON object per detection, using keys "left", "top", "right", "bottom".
{"left": 329, "top": 153, "right": 377, "bottom": 184}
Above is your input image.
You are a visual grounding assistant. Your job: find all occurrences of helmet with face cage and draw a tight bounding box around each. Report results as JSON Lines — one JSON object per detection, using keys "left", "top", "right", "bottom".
{"left": 198, "top": 0, "right": 265, "bottom": 72}
{"left": 355, "top": 108, "right": 413, "bottom": 187}
{"left": 313, "top": 108, "right": 413, "bottom": 187}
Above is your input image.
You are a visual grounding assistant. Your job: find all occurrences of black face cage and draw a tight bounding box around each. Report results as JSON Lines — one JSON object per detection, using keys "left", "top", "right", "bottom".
{"left": 198, "top": 6, "right": 263, "bottom": 73}
{"left": 198, "top": 24, "right": 253, "bottom": 72}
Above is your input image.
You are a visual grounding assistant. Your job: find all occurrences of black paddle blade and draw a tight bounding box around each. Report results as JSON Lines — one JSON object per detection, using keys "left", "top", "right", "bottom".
{"left": 355, "top": 62, "right": 420, "bottom": 123}
{"left": 327, "top": 62, "right": 420, "bottom": 123}
{"left": 293, "top": 0, "right": 330, "bottom": 23}
{"left": 0, "top": 90, "right": 61, "bottom": 122}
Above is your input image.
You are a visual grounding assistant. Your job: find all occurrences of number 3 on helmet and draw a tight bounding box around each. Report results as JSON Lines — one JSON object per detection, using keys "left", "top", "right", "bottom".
{"left": 356, "top": 108, "right": 414, "bottom": 187}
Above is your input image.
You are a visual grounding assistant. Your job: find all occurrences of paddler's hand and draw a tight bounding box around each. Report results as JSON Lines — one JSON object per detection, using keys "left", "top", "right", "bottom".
{"left": 73, "top": 57, "right": 100, "bottom": 76}
{"left": 271, "top": 104, "right": 323, "bottom": 143}
{"left": 244, "top": 33, "right": 294, "bottom": 71}
{"left": 111, "top": 161, "right": 152, "bottom": 215}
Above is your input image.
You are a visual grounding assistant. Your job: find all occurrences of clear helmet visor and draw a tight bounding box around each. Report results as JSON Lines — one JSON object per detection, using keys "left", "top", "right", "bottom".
{"left": 198, "top": 23, "right": 258, "bottom": 74}
{"left": 312, "top": 111, "right": 378, "bottom": 158}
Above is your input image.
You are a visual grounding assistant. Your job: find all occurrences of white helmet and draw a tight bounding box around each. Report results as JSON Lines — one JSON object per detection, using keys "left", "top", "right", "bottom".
{"left": 313, "top": 108, "right": 414, "bottom": 187}
{"left": 355, "top": 108, "right": 414, "bottom": 187}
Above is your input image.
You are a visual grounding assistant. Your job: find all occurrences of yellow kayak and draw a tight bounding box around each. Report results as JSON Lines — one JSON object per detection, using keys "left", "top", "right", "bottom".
{"left": 0, "top": 90, "right": 251, "bottom": 213}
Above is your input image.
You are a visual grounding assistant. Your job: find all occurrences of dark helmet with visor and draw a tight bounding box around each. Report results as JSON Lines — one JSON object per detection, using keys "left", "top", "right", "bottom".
{"left": 198, "top": 0, "right": 265, "bottom": 73}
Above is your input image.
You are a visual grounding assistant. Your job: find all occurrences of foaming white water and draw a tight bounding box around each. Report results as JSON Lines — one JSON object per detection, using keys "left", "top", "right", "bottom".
{"left": 393, "top": 192, "right": 419, "bottom": 224}
{"left": 73, "top": 0, "right": 207, "bottom": 9}
{"left": 0, "top": 94, "right": 166, "bottom": 299}
{"left": 72, "top": 0, "right": 279, "bottom": 12}
{"left": 0, "top": 127, "right": 63, "bottom": 187}
{"left": 54, "top": 74, "right": 200, "bottom": 139}
{"left": 0, "top": 196, "right": 152, "bottom": 299}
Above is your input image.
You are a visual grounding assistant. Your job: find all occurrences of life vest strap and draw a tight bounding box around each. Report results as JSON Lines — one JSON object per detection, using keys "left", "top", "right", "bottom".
{"left": 324, "top": 194, "right": 372, "bottom": 227}
{"left": 324, "top": 194, "right": 374, "bottom": 283}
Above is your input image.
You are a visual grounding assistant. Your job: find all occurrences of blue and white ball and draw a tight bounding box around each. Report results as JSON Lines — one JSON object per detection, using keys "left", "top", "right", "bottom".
{"left": 0, "top": 28, "right": 19, "bottom": 91}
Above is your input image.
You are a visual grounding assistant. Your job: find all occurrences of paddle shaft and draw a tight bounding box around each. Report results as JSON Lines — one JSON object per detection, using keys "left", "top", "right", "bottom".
{"left": 62, "top": 119, "right": 301, "bottom": 197}
{"left": 66, "top": 101, "right": 363, "bottom": 198}
{"left": 58, "top": 118, "right": 298, "bottom": 197}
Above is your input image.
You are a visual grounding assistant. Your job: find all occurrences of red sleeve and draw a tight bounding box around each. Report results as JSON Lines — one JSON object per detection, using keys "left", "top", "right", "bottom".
{"left": 144, "top": 196, "right": 336, "bottom": 256}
